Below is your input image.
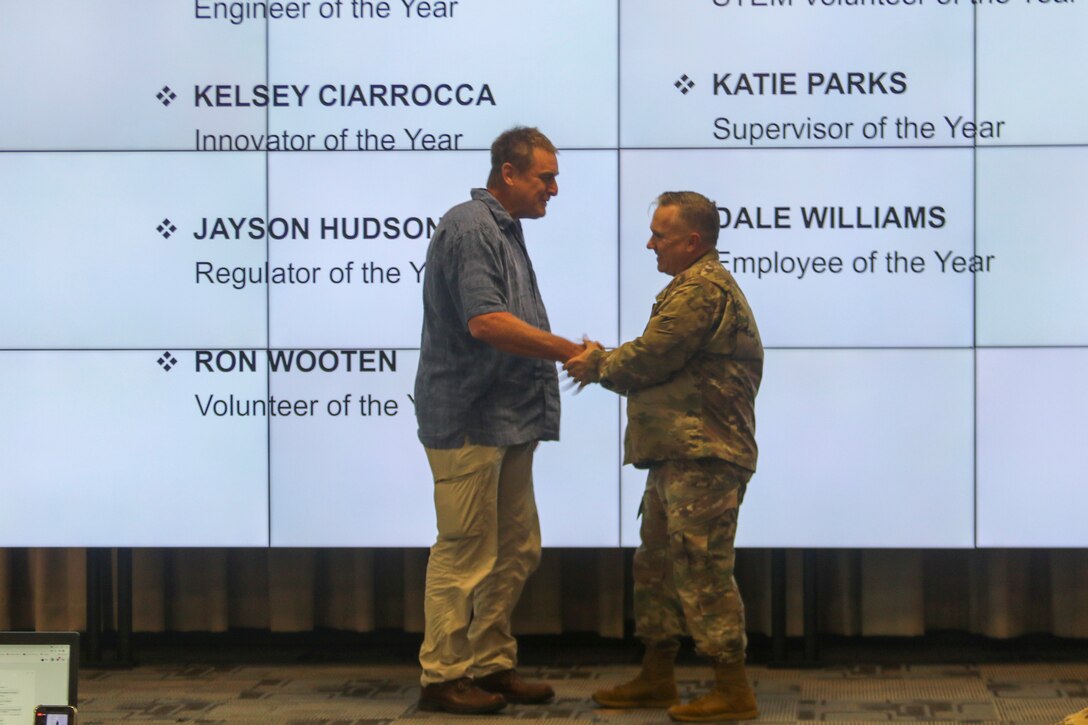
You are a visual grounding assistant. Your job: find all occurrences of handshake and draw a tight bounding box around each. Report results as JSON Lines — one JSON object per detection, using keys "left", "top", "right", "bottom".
{"left": 563, "top": 337, "right": 605, "bottom": 387}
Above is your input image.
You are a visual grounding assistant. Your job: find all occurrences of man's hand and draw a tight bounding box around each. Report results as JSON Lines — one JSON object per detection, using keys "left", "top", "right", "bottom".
{"left": 564, "top": 338, "right": 604, "bottom": 386}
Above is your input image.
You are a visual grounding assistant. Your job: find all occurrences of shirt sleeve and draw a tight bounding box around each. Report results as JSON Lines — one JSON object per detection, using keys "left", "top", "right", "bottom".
{"left": 596, "top": 278, "right": 725, "bottom": 393}
{"left": 447, "top": 222, "right": 509, "bottom": 327}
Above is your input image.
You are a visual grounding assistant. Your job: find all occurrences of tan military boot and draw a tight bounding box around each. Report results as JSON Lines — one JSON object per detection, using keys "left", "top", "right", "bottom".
{"left": 593, "top": 640, "right": 680, "bottom": 708}
{"left": 667, "top": 659, "right": 759, "bottom": 722}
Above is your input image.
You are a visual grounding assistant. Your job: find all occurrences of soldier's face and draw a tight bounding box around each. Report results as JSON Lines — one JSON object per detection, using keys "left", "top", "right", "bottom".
{"left": 647, "top": 205, "right": 698, "bottom": 276}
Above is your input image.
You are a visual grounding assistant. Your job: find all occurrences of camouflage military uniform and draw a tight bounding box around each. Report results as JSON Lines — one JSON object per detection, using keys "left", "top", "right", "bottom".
{"left": 582, "top": 250, "right": 762, "bottom": 662}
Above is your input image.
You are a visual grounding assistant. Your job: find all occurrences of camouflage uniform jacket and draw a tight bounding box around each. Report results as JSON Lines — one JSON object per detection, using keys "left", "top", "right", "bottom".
{"left": 588, "top": 250, "right": 763, "bottom": 470}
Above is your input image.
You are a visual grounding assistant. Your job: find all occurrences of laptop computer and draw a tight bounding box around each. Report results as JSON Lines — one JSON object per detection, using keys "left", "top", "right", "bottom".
{"left": 0, "top": 632, "right": 79, "bottom": 724}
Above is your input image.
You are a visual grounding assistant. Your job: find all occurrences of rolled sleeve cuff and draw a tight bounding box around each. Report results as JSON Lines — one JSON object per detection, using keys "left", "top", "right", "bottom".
{"left": 587, "top": 347, "right": 605, "bottom": 383}
{"left": 463, "top": 302, "right": 509, "bottom": 325}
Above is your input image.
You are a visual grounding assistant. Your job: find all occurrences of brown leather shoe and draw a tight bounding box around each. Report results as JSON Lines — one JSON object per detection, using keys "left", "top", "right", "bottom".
{"left": 475, "top": 668, "right": 555, "bottom": 704}
{"left": 419, "top": 677, "right": 506, "bottom": 714}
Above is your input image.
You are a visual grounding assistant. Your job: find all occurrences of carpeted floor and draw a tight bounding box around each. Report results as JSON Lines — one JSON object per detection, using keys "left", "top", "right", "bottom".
{"left": 77, "top": 659, "right": 1088, "bottom": 724}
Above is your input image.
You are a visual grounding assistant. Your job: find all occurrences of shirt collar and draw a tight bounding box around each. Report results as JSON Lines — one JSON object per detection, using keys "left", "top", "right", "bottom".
{"left": 472, "top": 188, "right": 520, "bottom": 235}
{"left": 674, "top": 249, "right": 720, "bottom": 281}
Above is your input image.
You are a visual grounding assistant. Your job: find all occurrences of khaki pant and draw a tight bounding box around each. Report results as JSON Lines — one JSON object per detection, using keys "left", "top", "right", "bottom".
{"left": 634, "top": 458, "right": 750, "bottom": 663}
{"left": 419, "top": 440, "right": 542, "bottom": 685}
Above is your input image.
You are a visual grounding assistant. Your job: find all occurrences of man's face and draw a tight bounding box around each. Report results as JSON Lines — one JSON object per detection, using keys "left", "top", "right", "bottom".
{"left": 503, "top": 148, "right": 559, "bottom": 219}
{"left": 647, "top": 204, "right": 697, "bottom": 275}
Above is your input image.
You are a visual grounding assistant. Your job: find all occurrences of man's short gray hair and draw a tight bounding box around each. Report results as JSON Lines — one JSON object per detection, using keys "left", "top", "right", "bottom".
{"left": 655, "top": 191, "right": 720, "bottom": 247}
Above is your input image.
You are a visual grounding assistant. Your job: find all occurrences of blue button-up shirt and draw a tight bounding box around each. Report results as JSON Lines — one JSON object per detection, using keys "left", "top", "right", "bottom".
{"left": 414, "top": 189, "right": 560, "bottom": 449}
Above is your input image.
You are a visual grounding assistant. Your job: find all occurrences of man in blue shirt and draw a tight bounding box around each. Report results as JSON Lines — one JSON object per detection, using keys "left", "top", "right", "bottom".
{"left": 414, "top": 127, "right": 583, "bottom": 714}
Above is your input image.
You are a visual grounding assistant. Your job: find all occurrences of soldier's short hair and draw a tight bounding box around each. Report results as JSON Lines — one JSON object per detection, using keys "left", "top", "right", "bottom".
{"left": 656, "top": 191, "right": 720, "bottom": 247}
{"left": 487, "top": 127, "right": 557, "bottom": 187}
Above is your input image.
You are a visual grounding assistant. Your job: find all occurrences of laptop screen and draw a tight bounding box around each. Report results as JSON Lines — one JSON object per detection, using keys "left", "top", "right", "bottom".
{"left": 0, "top": 633, "right": 78, "bottom": 725}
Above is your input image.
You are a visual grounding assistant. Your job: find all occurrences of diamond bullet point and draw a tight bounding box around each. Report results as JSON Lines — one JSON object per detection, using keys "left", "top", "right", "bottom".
{"left": 157, "top": 352, "right": 178, "bottom": 372}
{"left": 674, "top": 74, "right": 695, "bottom": 95}
{"left": 157, "top": 218, "right": 177, "bottom": 239}
{"left": 156, "top": 85, "right": 177, "bottom": 106}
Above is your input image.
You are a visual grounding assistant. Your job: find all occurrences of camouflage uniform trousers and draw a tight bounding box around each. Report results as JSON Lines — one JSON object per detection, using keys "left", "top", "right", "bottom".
{"left": 633, "top": 457, "right": 750, "bottom": 663}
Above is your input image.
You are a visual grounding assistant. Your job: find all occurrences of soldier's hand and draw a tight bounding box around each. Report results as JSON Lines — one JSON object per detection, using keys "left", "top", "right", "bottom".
{"left": 563, "top": 339, "right": 602, "bottom": 387}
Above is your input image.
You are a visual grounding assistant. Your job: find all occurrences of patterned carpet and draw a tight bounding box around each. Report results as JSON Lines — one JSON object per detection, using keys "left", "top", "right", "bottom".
{"left": 77, "top": 658, "right": 1088, "bottom": 724}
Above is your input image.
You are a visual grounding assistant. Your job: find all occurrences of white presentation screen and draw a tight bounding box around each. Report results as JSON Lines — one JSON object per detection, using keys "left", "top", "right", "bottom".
{"left": 1, "top": 1, "right": 1085, "bottom": 548}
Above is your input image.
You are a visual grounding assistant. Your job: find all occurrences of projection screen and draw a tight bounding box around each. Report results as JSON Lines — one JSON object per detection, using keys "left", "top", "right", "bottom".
{"left": 1, "top": 0, "right": 1085, "bottom": 548}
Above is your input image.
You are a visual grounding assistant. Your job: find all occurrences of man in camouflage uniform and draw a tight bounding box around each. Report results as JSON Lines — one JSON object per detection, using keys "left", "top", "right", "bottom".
{"left": 565, "top": 191, "right": 763, "bottom": 722}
